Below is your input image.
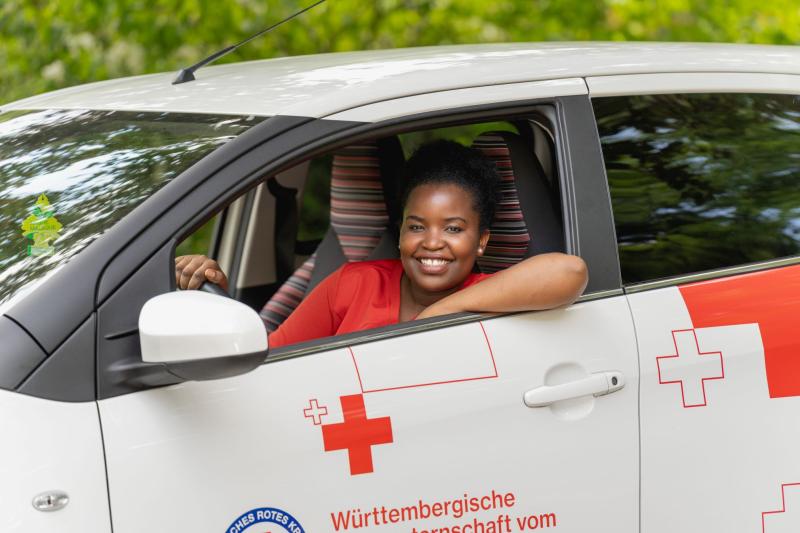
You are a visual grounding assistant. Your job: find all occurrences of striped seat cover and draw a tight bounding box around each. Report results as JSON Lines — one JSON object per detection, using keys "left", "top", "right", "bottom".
{"left": 260, "top": 142, "right": 392, "bottom": 333}
{"left": 471, "top": 132, "right": 532, "bottom": 273}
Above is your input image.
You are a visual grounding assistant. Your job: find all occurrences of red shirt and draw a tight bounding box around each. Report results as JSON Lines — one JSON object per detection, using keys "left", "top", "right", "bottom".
{"left": 269, "top": 259, "right": 491, "bottom": 348}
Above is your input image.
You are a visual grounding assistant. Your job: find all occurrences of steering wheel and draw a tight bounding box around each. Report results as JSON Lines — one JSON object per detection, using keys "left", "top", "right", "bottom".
{"left": 198, "top": 281, "right": 230, "bottom": 297}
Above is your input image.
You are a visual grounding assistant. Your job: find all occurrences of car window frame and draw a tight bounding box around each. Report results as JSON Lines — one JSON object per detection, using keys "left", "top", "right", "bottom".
{"left": 87, "top": 95, "right": 619, "bottom": 399}
{"left": 204, "top": 96, "right": 621, "bottom": 361}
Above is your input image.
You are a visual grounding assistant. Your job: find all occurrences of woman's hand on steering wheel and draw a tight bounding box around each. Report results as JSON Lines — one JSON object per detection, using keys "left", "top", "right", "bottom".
{"left": 175, "top": 254, "right": 229, "bottom": 292}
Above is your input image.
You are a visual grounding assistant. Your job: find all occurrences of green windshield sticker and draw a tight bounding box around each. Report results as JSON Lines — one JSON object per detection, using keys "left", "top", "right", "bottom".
{"left": 21, "top": 194, "right": 62, "bottom": 257}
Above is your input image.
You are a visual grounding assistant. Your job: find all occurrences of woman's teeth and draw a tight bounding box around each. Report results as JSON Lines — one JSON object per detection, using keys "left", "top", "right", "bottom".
{"left": 419, "top": 258, "right": 450, "bottom": 266}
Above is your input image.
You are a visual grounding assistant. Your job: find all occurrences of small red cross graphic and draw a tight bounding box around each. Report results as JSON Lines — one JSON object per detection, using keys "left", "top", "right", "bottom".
{"left": 303, "top": 399, "right": 328, "bottom": 425}
{"left": 657, "top": 329, "right": 724, "bottom": 408}
{"left": 321, "top": 394, "right": 393, "bottom": 475}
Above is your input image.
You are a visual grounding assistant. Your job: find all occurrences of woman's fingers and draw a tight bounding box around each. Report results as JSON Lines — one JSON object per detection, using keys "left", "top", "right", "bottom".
{"left": 174, "top": 255, "right": 193, "bottom": 286}
{"left": 186, "top": 256, "right": 212, "bottom": 289}
{"left": 204, "top": 263, "right": 229, "bottom": 291}
{"left": 174, "top": 255, "right": 228, "bottom": 290}
{"left": 177, "top": 255, "right": 202, "bottom": 289}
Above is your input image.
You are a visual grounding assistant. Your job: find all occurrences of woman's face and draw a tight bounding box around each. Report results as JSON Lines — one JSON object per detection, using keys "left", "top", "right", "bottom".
{"left": 399, "top": 183, "right": 490, "bottom": 294}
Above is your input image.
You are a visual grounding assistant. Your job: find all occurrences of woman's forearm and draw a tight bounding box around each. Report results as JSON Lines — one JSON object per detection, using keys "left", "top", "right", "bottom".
{"left": 418, "top": 253, "right": 588, "bottom": 318}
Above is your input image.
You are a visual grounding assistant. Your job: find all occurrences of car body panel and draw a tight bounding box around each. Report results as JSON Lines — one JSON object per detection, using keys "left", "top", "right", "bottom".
{"left": 3, "top": 42, "right": 800, "bottom": 119}
{"left": 629, "top": 266, "right": 800, "bottom": 532}
{"left": 0, "top": 315, "right": 47, "bottom": 390}
{"left": 587, "top": 71, "right": 800, "bottom": 96}
{"left": 326, "top": 78, "right": 587, "bottom": 122}
{"left": 98, "top": 301, "right": 639, "bottom": 532}
{"left": 0, "top": 390, "right": 110, "bottom": 532}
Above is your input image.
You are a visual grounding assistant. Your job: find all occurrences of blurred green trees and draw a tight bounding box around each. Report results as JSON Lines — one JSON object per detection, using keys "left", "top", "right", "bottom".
{"left": 2, "top": 0, "right": 799, "bottom": 105}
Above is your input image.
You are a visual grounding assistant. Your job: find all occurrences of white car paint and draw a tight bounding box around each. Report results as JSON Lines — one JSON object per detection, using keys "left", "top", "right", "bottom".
{"left": 326, "top": 78, "right": 587, "bottom": 122}
{"left": 99, "top": 299, "right": 639, "bottom": 532}
{"left": 629, "top": 280, "right": 800, "bottom": 532}
{"left": 139, "top": 291, "right": 268, "bottom": 363}
{"left": 3, "top": 42, "right": 800, "bottom": 119}
{"left": 0, "top": 389, "right": 110, "bottom": 532}
{"left": 587, "top": 72, "right": 800, "bottom": 97}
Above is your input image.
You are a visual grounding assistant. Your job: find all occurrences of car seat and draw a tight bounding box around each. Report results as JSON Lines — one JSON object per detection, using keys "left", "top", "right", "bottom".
{"left": 260, "top": 138, "right": 404, "bottom": 332}
{"left": 471, "top": 131, "right": 564, "bottom": 273}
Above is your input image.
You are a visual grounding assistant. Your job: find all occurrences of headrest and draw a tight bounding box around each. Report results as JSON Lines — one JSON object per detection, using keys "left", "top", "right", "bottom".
{"left": 471, "top": 132, "right": 531, "bottom": 272}
{"left": 471, "top": 131, "right": 563, "bottom": 273}
{"left": 330, "top": 138, "right": 403, "bottom": 262}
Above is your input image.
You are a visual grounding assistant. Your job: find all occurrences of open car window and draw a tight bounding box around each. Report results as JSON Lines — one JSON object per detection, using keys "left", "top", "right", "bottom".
{"left": 181, "top": 112, "right": 565, "bottom": 352}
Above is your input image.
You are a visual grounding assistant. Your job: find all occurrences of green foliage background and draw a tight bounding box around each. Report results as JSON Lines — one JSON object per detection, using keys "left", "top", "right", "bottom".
{"left": 2, "top": 0, "right": 800, "bottom": 106}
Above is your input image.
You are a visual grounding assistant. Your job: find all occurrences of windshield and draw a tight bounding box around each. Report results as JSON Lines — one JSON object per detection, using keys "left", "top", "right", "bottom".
{"left": 0, "top": 109, "right": 264, "bottom": 308}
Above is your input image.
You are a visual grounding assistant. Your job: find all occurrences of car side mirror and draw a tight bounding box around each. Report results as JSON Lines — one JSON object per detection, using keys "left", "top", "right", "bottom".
{"left": 138, "top": 291, "right": 268, "bottom": 381}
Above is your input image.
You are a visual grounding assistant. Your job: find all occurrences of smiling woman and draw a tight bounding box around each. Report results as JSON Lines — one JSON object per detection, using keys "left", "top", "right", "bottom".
{"left": 177, "top": 139, "right": 588, "bottom": 348}
{"left": 397, "top": 140, "right": 497, "bottom": 321}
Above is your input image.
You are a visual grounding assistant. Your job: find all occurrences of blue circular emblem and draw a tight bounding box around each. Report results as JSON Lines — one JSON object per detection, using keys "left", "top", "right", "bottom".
{"left": 225, "top": 507, "right": 305, "bottom": 533}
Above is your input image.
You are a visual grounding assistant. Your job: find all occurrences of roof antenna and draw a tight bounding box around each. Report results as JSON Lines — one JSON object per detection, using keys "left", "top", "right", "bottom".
{"left": 172, "top": 0, "right": 327, "bottom": 85}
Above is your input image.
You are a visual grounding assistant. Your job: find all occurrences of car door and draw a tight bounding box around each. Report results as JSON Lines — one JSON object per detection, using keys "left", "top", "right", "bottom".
{"left": 96, "top": 86, "right": 640, "bottom": 533}
{"left": 99, "top": 301, "right": 638, "bottom": 533}
{"left": 589, "top": 73, "right": 800, "bottom": 533}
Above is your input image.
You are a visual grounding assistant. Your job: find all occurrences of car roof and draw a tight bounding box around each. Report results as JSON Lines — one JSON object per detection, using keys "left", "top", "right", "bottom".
{"left": 4, "top": 42, "right": 800, "bottom": 119}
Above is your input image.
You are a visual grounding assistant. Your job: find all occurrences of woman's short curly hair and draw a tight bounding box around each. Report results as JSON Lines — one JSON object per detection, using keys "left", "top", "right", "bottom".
{"left": 401, "top": 140, "right": 499, "bottom": 232}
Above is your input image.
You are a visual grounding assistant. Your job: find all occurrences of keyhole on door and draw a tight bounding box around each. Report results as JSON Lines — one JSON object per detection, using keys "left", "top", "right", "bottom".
{"left": 611, "top": 376, "right": 618, "bottom": 386}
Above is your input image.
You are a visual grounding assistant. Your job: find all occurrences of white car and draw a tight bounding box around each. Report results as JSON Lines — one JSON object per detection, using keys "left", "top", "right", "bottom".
{"left": 1, "top": 42, "right": 799, "bottom": 533}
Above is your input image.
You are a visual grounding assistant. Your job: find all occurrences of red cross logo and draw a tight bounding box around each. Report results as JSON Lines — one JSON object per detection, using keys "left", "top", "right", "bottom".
{"left": 321, "top": 394, "right": 393, "bottom": 475}
{"left": 657, "top": 329, "right": 724, "bottom": 408}
{"left": 303, "top": 399, "right": 328, "bottom": 425}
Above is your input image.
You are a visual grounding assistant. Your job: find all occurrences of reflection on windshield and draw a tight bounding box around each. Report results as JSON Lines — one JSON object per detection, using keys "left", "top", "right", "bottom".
{"left": 0, "top": 109, "right": 263, "bottom": 307}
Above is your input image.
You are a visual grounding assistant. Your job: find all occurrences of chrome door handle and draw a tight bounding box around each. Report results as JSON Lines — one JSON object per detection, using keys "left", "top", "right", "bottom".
{"left": 523, "top": 371, "right": 625, "bottom": 408}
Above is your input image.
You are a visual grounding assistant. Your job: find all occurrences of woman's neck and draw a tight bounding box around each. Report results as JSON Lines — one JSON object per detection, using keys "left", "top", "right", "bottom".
{"left": 399, "top": 273, "right": 462, "bottom": 321}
